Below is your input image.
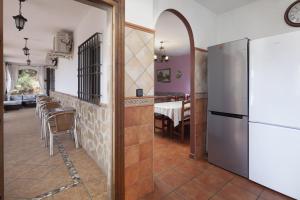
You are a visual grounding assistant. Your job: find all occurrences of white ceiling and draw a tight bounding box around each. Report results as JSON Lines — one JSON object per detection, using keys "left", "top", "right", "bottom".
{"left": 195, "top": 0, "right": 257, "bottom": 14}
{"left": 155, "top": 11, "right": 190, "bottom": 56}
{"left": 4, "top": 0, "right": 92, "bottom": 66}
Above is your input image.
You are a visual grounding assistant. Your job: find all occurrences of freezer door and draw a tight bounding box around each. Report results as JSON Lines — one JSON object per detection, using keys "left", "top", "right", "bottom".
{"left": 208, "top": 112, "right": 249, "bottom": 178}
{"left": 249, "top": 122, "right": 300, "bottom": 199}
{"left": 208, "top": 39, "right": 248, "bottom": 115}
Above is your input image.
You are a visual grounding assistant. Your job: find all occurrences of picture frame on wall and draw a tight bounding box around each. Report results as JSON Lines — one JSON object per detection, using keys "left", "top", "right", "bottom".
{"left": 156, "top": 68, "right": 171, "bottom": 83}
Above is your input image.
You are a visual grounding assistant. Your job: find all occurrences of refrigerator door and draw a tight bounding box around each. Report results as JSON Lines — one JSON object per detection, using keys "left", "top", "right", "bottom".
{"left": 208, "top": 39, "right": 249, "bottom": 115}
{"left": 208, "top": 112, "right": 249, "bottom": 178}
{"left": 250, "top": 31, "right": 300, "bottom": 129}
{"left": 249, "top": 122, "right": 300, "bottom": 199}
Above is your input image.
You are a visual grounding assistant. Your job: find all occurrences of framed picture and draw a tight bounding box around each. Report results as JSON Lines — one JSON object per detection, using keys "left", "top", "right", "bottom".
{"left": 156, "top": 68, "right": 171, "bottom": 83}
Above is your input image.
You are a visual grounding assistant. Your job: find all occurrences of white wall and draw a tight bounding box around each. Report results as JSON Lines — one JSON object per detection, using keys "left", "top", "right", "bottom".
{"left": 55, "top": 6, "right": 112, "bottom": 103}
{"left": 216, "top": 0, "right": 299, "bottom": 44}
{"left": 125, "top": 0, "right": 154, "bottom": 28}
{"left": 154, "top": 0, "right": 217, "bottom": 49}
{"left": 125, "top": 0, "right": 217, "bottom": 49}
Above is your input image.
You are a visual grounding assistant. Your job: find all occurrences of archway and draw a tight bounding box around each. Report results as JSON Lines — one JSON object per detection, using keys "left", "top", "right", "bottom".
{"left": 154, "top": 9, "right": 196, "bottom": 158}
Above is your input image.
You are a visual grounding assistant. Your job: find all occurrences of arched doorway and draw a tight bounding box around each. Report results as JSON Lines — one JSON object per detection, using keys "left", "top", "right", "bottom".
{"left": 153, "top": 9, "right": 196, "bottom": 158}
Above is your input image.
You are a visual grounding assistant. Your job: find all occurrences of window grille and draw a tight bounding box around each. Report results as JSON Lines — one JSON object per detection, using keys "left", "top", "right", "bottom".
{"left": 78, "top": 33, "right": 102, "bottom": 104}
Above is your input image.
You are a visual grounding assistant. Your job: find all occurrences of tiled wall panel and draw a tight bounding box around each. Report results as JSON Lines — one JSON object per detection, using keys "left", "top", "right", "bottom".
{"left": 124, "top": 98, "right": 154, "bottom": 200}
{"left": 125, "top": 27, "right": 154, "bottom": 97}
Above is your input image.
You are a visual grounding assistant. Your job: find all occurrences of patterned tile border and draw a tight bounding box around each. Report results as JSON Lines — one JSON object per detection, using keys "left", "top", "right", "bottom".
{"left": 31, "top": 138, "right": 81, "bottom": 200}
{"left": 125, "top": 97, "right": 154, "bottom": 107}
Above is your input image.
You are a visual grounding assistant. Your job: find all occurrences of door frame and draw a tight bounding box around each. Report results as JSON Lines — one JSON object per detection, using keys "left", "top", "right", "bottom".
{"left": 0, "top": 0, "right": 125, "bottom": 199}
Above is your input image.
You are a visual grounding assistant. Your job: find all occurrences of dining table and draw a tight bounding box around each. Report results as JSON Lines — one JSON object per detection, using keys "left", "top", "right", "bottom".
{"left": 154, "top": 101, "right": 190, "bottom": 127}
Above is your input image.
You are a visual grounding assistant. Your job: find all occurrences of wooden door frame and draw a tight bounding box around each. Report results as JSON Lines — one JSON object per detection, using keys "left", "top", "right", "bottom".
{"left": 162, "top": 9, "right": 196, "bottom": 158}
{"left": 0, "top": 0, "right": 125, "bottom": 199}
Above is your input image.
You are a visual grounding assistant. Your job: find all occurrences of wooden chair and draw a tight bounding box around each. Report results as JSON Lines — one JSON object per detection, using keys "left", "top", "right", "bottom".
{"left": 174, "top": 100, "right": 191, "bottom": 142}
{"left": 46, "top": 111, "right": 79, "bottom": 156}
{"left": 154, "top": 113, "right": 169, "bottom": 135}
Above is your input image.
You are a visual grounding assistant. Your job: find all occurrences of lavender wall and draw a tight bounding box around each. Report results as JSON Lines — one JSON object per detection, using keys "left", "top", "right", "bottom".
{"left": 155, "top": 54, "right": 191, "bottom": 94}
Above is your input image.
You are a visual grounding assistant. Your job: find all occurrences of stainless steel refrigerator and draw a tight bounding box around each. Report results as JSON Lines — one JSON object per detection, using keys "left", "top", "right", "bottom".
{"left": 207, "top": 39, "right": 249, "bottom": 178}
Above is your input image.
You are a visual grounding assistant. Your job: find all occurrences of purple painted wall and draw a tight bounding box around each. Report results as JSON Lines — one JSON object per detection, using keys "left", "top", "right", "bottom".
{"left": 155, "top": 54, "right": 191, "bottom": 94}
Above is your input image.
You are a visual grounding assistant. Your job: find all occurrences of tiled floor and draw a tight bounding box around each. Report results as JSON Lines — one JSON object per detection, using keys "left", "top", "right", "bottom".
{"left": 4, "top": 108, "right": 107, "bottom": 200}
{"left": 142, "top": 134, "right": 294, "bottom": 200}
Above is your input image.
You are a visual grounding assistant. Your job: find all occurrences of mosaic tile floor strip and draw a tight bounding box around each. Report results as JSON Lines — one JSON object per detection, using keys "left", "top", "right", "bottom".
{"left": 32, "top": 138, "right": 81, "bottom": 199}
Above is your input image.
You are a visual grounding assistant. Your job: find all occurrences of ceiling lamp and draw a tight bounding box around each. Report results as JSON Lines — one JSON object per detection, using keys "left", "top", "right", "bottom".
{"left": 26, "top": 54, "right": 31, "bottom": 66}
{"left": 23, "top": 38, "right": 30, "bottom": 56}
{"left": 13, "top": 0, "right": 27, "bottom": 31}
{"left": 154, "top": 41, "right": 169, "bottom": 63}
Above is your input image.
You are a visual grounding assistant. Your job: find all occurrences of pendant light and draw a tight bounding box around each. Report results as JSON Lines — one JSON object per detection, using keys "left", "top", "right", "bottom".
{"left": 154, "top": 41, "right": 169, "bottom": 63}
{"left": 13, "top": 0, "right": 27, "bottom": 31}
{"left": 23, "top": 38, "right": 30, "bottom": 56}
{"left": 26, "top": 54, "right": 31, "bottom": 66}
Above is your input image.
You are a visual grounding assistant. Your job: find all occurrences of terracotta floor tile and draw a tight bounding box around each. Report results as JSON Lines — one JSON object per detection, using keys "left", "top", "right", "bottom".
{"left": 4, "top": 108, "right": 107, "bottom": 199}
{"left": 175, "top": 179, "right": 216, "bottom": 200}
{"left": 141, "top": 178, "right": 173, "bottom": 200}
{"left": 174, "top": 160, "right": 203, "bottom": 179}
{"left": 217, "top": 183, "right": 257, "bottom": 200}
{"left": 52, "top": 185, "right": 90, "bottom": 200}
{"left": 194, "top": 170, "right": 228, "bottom": 192}
{"left": 159, "top": 169, "right": 190, "bottom": 190}
{"left": 163, "top": 192, "right": 185, "bottom": 200}
{"left": 231, "top": 176, "right": 264, "bottom": 196}
{"left": 21, "top": 165, "right": 56, "bottom": 179}
{"left": 206, "top": 165, "right": 235, "bottom": 182}
{"left": 84, "top": 178, "right": 107, "bottom": 197}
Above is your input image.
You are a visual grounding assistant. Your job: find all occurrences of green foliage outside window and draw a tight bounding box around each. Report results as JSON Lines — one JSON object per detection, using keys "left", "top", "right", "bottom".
{"left": 11, "top": 69, "right": 41, "bottom": 95}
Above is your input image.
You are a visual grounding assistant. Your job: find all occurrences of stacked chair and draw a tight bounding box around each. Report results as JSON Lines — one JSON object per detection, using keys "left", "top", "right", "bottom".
{"left": 36, "top": 96, "right": 79, "bottom": 156}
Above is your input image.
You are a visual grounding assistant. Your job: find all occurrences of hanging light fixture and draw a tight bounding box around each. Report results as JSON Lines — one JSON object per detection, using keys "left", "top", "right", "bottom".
{"left": 154, "top": 41, "right": 169, "bottom": 63}
{"left": 26, "top": 54, "right": 31, "bottom": 66}
{"left": 23, "top": 38, "right": 30, "bottom": 56}
{"left": 13, "top": 0, "right": 27, "bottom": 31}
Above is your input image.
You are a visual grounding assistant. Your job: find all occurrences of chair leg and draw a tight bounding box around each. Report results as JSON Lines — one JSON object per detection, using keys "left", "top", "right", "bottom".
{"left": 180, "top": 122, "right": 185, "bottom": 143}
{"left": 41, "top": 114, "right": 45, "bottom": 139}
{"left": 74, "top": 128, "right": 79, "bottom": 149}
{"left": 50, "top": 133, "right": 54, "bottom": 156}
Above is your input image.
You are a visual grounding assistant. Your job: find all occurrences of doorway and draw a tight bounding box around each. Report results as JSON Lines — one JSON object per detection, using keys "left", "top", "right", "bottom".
{"left": 0, "top": 0, "right": 124, "bottom": 199}
{"left": 153, "top": 8, "right": 197, "bottom": 193}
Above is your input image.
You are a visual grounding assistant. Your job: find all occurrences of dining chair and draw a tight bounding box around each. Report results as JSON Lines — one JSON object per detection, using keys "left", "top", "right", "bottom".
{"left": 46, "top": 111, "right": 79, "bottom": 156}
{"left": 40, "top": 101, "right": 61, "bottom": 140}
{"left": 173, "top": 100, "right": 191, "bottom": 142}
{"left": 36, "top": 96, "right": 53, "bottom": 116}
{"left": 154, "top": 113, "right": 170, "bottom": 135}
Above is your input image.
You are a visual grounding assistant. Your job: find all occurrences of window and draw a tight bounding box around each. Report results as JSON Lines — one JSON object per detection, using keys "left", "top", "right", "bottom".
{"left": 78, "top": 33, "right": 102, "bottom": 104}
{"left": 12, "top": 69, "right": 41, "bottom": 95}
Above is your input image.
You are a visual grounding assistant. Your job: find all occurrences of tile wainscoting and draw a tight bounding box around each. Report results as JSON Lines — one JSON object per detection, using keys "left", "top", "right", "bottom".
{"left": 124, "top": 97, "right": 155, "bottom": 200}
{"left": 50, "top": 91, "right": 112, "bottom": 195}
{"left": 191, "top": 49, "right": 208, "bottom": 159}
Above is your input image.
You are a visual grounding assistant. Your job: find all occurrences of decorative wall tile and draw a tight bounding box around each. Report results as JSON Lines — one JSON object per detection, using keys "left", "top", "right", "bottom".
{"left": 125, "top": 27, "right": 154, "bottom": 97}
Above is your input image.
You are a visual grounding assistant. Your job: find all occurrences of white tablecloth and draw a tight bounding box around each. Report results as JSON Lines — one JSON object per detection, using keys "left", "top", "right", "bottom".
{"left": 154, "top": 101, "right": 190, "bottom": 127}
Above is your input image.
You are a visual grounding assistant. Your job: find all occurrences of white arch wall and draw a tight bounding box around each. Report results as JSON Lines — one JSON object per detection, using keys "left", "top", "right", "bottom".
{"left": 125, "top": 0, "right": 217, "bottom": 49}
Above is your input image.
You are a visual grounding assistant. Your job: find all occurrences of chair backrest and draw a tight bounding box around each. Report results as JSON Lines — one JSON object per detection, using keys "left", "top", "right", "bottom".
{"left": 37, "top": 96, "right": 52, "bottom": 103}
{"left": 181, "top": 100, "right": 191, "bottom": 121}
{"left": 44, "top": 101, "right": 61, "bottom": 110}
{"left": 49, "top": 111, "right": 76, "bottom": 133}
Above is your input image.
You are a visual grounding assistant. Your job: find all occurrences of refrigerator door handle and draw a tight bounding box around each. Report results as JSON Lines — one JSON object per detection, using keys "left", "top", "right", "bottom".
{"left": 210, "top": 111, "right": 244, "bottom": 119}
